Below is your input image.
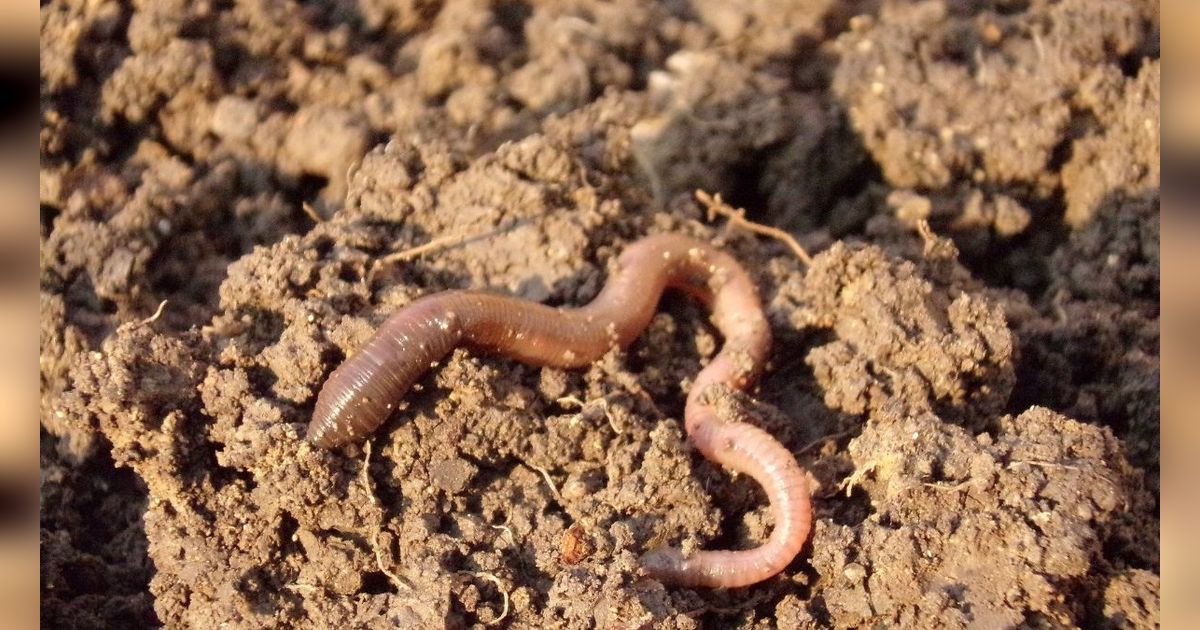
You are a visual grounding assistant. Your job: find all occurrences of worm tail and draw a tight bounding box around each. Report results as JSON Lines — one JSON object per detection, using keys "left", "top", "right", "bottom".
{"left": 642, "top": 411, "right": 812, "bottom": 588}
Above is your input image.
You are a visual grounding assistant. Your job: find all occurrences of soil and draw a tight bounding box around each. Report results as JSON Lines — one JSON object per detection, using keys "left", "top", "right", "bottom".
{"left": 40, "top": 0, "right": 1159, "bottom": 628}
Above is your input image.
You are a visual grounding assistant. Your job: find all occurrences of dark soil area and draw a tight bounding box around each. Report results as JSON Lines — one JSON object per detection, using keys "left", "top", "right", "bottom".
{"left": 40, "top": 0, "right": 1159, "bottom": 627}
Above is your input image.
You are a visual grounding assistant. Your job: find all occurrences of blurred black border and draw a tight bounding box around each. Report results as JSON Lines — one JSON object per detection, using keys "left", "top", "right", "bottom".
{"left": 0, "top": 50, "right": 37, "bottom": 142}
{"left": 1, "top": 27, "right": 39, "bottom": 630}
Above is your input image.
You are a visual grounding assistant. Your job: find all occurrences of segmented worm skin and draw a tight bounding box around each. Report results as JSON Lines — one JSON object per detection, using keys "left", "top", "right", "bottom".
{"left": 307, "top": 233, "right": 812, "bottom": 588}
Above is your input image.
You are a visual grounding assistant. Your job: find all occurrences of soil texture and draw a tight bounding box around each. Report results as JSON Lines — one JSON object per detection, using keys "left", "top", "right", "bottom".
{"left": 41, "top": 0, "right": 1159, "bottom": 627}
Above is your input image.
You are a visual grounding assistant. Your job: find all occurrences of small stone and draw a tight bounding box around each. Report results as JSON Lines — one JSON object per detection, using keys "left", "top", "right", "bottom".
{"left": 429, "top": 457, "right": 477, "bottom": 494}
{"left": 843, "top": 562, "right": 867, "bottom": 582}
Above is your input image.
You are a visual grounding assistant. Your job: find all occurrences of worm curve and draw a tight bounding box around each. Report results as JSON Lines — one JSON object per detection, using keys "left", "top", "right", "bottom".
{"left": 307, "top": 233, "right": 812, "bottom": 588}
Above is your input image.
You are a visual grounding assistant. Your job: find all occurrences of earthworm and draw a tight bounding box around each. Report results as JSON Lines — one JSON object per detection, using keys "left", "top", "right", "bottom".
{"left": 307, "top": 233, "right": 812, "bottom": 588}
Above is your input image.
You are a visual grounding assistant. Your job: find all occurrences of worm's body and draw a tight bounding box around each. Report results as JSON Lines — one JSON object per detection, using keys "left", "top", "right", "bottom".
{"left": 308, "top": 234, "right": 812, "bottom": 588}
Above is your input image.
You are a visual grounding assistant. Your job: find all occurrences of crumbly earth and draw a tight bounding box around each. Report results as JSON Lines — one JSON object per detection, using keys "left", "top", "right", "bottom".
{"left": 40, "top": 0, "right": 1159, "bottom": 628}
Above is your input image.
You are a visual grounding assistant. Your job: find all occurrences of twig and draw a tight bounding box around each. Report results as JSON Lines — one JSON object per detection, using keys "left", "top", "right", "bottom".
{"left": 556, "top": 395, "right": 586, "bottom": 408}
{"left": 915, "top": 219, "right": 935, "bottom": 245}
{"left": 490, "top": 524, "right": 516, "bottom": 546}
{"left": 360, "top": 441, "right": 380, "bottom": 506}
{"left": 361, "top": 442, "right": 412, "bottom": 590}
{"left": 380, "top": 231, "right": 473, "bottom": 264}
{"left": 922, "top": 479, "right": 973, "bottom": 492}
{"left": 373, "top": 531, "right": 412, "bottom": 591}
{"left": 1007, "top": 459, "right": 1083, "bottom": 473}
{"left": 557, "top": 395, "right": 619, "bottom": 433}
{"left": 838, "top": 460, "right": 877, "bottom": 498}
{"left": 377, "top": 217, "right": 532, "bottom": 267}
{"left": 527, "top": 463, "right": 562, "bottom": 500}
{"left": 301, "top": 201, "right": 324, "bottom": 223}
{"left": 138, "top": 300, "right": 169, "bottom": 326}
{"left": 695, "top": 190, "right": 812, "bottom": 266}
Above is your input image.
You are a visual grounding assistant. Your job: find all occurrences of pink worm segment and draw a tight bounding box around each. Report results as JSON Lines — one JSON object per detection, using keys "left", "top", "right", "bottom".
{"left": 307, "top": 234, "right": 812, "bottom": 588}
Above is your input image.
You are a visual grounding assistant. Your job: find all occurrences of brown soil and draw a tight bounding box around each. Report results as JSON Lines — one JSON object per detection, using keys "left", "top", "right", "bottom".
{"left": 40, "top": 0, "right": 1159, "bottom": 628}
